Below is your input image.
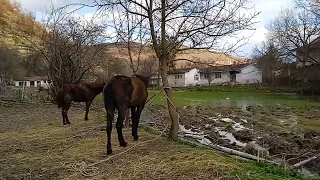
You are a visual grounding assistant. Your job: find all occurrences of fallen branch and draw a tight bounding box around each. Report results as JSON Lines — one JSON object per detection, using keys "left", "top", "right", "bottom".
{"left": 292, "top": 154, "right": 319, "bottom": 169}
{"left": 179, "top": 137, "right": 280, "bottom": 165}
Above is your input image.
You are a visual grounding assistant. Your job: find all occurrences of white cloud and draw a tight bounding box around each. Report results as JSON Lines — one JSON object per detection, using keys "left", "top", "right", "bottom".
{"left": 233, "top": 0, "right": 294, "bottom": 57}
{"left": 11, "top": 0, "right": 91, "bottom": 11}
{"left": 13, "top": 0, "right": 294, "bottom": 58}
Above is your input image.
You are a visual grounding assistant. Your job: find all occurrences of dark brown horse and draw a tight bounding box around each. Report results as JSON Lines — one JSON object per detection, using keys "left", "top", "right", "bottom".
{"left": 103, "top": 74, "right": 149, "bottom": 155}
{"left": 57, "top": 80, "right": 106, "bottom": 125}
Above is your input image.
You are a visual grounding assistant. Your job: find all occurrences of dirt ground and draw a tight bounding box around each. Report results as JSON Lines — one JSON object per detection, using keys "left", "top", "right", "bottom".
{"left": 142, "top": 104, "right": 320, "bottom": 176}
{"left": 1, "top": 101, "right": 319, "bottom": 179}
{"left": 0, "top": 102, "right": 241, "bottom": 180}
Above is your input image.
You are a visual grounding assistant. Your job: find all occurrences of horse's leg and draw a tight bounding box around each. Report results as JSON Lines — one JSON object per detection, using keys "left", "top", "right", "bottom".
{"left": 132, "top": 106, "right": 143, "bottom": 141}
{"left": 116, "top": 105, "right": 128, "bottom": 147}
{"left": 131, "top": 107, "right": 137, "bottom": 139}
{"left": 85, "top": 101, "right": 92, "bottom": 120}
{"left": 61, "top": 108, "right": 66, "bottom": 125}
{"left": 106, "top": 105, "right": 115, "bottom": 155}
{"left": 64, "top": 102, "right": 71, "bottom": 124}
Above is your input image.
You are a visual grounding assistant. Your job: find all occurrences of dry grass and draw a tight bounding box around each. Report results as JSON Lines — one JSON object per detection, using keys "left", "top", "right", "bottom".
{"left": 0, "top": 104, "right": 239, "bottom": 180}
{"left": 1, "top": 103, "right": 314, "bottom": 180}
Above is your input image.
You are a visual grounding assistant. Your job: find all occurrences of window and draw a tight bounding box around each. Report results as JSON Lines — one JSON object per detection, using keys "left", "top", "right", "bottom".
{"left": 30, "top": 81, "right": 35, "bottom": 87}
{"left": 204, "top": 74, "right": 209, "bottom": 79}
{"left": 37, "top": 81, "right": 41, "bottom": 85}
{"left": 175, "top": 74, "right": 183, "bottom": 79}
{"left": 194, "top": 74, "right": 199, "bottom": 81}
{"left": 19, "top": 82, "right": 24, "bottom": 86}
{"left": 215, "top": 72, "right": 222, "bottom": 79}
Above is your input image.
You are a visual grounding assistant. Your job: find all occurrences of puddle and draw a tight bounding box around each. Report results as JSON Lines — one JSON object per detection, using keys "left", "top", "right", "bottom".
{"left": 211, "top": 98, "right": 263, "bottom": 111}
{"left": 232, "top": 123, "right": 252, "bottom": 131}
{"left": 179, "top": 124, "right": 213, "bottom": 146}
{"left": 216, "top": 130, "right": 247, "bottom": 147}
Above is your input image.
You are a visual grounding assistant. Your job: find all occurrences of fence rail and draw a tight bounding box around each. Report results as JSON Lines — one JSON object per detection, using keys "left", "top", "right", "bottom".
{"left": 0, "top": 86, "right": 51, "bottom": 103}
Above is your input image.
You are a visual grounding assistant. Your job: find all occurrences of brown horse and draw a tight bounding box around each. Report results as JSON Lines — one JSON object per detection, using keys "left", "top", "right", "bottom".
{"left": 57, "top": 80, "right": 106, "bottom": 125}
{"left": 103, "top": 74, "right": 149, "bottom": 155}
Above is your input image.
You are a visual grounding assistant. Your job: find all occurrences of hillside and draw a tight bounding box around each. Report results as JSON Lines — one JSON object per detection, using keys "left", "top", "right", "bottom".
{"left": 97, "top": 42, "right": 248, "bottom": 73}
{"left": 0, "top": 0, "right": 42, "bottom": 53}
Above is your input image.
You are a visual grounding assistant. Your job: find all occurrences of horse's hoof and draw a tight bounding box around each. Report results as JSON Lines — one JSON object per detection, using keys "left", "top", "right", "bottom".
{"left": 120, "top": 141, "right": 127, "bottom": 147}
{"left": 85, "top": 117, "right": 88, "bottom": 121}
{"left": 107, "top": 149, "right": 112, "bottom": 155}
{"left": 133, "top": 136, "right": 139, "bottom": 141}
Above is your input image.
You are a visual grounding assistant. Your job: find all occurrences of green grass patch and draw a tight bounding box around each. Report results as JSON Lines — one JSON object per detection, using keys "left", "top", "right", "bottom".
{"left": 144, "top": 90, "right": 320, "bottom": 107}
{"left": 95, "top": 85, "right": 320, "bottom": 108}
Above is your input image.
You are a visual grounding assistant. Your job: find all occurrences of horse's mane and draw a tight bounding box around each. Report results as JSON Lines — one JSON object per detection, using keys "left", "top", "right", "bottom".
{"left": 133, "top": 74, "right": 149, "bottom": 87}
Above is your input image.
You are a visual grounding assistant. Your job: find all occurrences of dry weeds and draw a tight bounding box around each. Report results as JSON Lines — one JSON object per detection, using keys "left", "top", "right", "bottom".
{"left": 0, "top": 103, "right": 239, "bottom": 180}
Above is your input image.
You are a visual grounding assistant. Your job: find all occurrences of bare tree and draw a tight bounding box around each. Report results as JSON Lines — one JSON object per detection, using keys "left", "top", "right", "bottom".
{"left": 267, "top": 7, "right": 320, "bottom": 66}
{"left": 138, "top": 55, "right": 158, "bottom": 77}
{"left": 203, "top": 69, "right": 216, "bottom": 86}
{"left": 112, "top": 7, "right": 149, "bottom": 75}
{"left": 12, "top": 7, "right": 105, "bottom": 97}
{"left": 252, "top": 41, "right": 282, "bottom": 85}
{"left": 70, "top": 0, "right": 259, "bottom": 140}
{"left": 295, "top": 0, "right": 320, "bottom": 17}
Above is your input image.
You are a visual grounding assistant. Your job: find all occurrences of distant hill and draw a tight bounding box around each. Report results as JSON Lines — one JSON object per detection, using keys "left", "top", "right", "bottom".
{"left": 96, "top": 42, "right": 248, "bottom": 71}
{"left": 0, "top": 0, "right": 42, "bottom": 54}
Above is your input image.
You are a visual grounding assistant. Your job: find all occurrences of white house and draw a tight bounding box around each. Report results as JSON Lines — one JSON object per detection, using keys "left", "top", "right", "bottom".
{"left": 167, "top": 68, "right": 201, "bottom": 87}
{"left": 167, "top": 63, "right": 262, "bottom": 87}
{"left": 14, "top": 76, "right": 51, "bottom": 88}
{"left": 235, "top": 63, "right": 262, "bottom": 84}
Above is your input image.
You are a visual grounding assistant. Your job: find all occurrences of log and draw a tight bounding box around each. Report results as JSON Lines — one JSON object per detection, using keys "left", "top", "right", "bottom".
{"left": 292, "top": 155, "right": 319, "bottom": 169}
{"left": 179, "top": 137, "right": 280, "bottom": 165}
{"left": 142, "top": 124, "right": 280, "bottom": 165}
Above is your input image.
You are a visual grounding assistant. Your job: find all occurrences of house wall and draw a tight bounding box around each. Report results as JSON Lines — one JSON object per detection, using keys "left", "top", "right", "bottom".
{"left": 168, "top": 73, "right": 186, "bottom": 87}
{"left": 199, "top": 72, "right": 230, "bottom": 85}
{"left": 185, "top": 68, "right": 200, "bottom": 86}
{"left": 168, "top": 68, "right": 200, "bottom": 87}
{"left": 168, "top": 65, "right": 262, "bottom": 87}
{"left": 236, "top": 65, "right": 262, "bottom": 84}
{"left": 14, "top": 80, "right": 46, "bottom": 87}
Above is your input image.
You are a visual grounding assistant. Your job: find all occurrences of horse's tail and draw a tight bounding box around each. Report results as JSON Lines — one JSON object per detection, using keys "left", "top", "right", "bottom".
{"left": 56, "top": 90, "right": 64, "bottom": 108}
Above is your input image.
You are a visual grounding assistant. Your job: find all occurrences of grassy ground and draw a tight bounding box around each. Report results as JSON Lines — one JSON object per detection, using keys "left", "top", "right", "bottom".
{"left": 96, "top": 88, "right": 320, "bottom": 108}
{"left": 0, "top": 103, "right": 316, "bottom": 180}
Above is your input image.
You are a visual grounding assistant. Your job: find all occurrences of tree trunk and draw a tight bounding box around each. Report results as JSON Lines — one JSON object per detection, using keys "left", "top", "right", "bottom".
{"left": 160, "top": 60, "right": 179, "bottom": 140}
{"left": 157, "top": 62, "right": 161, "bottom": 89}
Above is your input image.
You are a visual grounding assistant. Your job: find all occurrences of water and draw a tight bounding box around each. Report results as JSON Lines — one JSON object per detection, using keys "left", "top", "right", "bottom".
{"left": 148, "top": 90, "right": 320, "bottom": 108}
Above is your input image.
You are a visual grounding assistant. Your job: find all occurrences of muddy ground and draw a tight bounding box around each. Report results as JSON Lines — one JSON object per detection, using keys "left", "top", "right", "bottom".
{"left": 1, "top": 100, "right": 320, "bottom": 178}
{"left": 141, "top": 104, "right": 320, "bottom": 176}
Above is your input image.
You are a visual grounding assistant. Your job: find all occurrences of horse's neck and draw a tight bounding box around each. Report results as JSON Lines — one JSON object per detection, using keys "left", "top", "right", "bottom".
{"left": 89, "top": 84, "right": 104, "bottom": 95}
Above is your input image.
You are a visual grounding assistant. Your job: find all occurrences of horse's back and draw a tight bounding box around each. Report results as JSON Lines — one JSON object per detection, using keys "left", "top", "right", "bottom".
{"left": 60, "top": 84, "right": 91, "bottom": 102}
{"left": 103, "top": 75, "right": 134, "bottom": 105}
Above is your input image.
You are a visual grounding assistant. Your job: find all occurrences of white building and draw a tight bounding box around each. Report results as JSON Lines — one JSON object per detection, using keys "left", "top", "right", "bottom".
{"left": 168, "top": 68, "right": 201, "bottom": 87}
{"left": 167, "top": 63, "right": 262, "bottom": 87}
{"left": 14, "top": 76, "right": 51, "bottom": 88}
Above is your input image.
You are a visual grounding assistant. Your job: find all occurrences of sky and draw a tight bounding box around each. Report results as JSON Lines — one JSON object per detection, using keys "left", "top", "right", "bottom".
{"left": 11, "top": 0, "right": 294, "bottom": 58}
